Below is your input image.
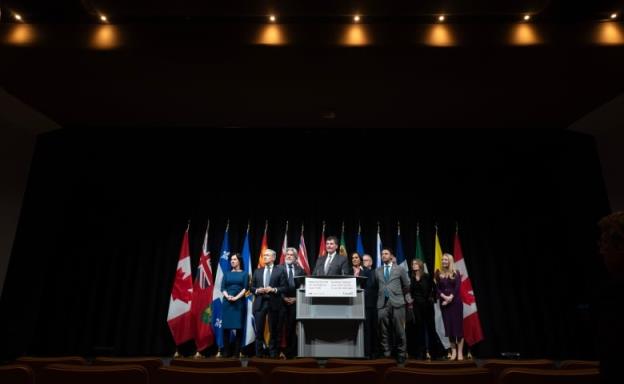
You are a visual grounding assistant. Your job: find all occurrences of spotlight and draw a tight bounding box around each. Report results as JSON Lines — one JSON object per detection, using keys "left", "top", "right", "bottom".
{"left": 269, "top": 15, "right": 276, "bottom": 23}
{"left": 438, "top": 15, "right": 445, "bottom": 22}
{"left": 523, "top": 14, "right": 531, "bottom": 21}
{"left": 611, "top": 13, "right": 618, "bottom": 20}
{"left": 14, "top": 13, "right": 23, "bottom": 21}
{"left": 354, "top": 15, "right": 361, "bottom": 23}
{"left": 100, "top": 15, "right": 108, "bottom": 23}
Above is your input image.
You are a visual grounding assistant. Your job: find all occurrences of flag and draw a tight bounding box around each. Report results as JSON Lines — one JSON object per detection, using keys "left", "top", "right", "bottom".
{"left": 318, "top": 221, "right": 327, "bottom": 258}
{"left": 241, "top": 225, "right": 256, "bottom": 347}
{"left": 278, "top": 221, "right": 288, "bottom": 265}
{"left": 191, "top": 224, "right": 215, "bottom": 351}
{"left": 414, "top": 224, "right": 429, "bottom": 273}
{"left": 339, "top": 222, "right": 348, "bottom": 257}
{"left": 167, "top": 226, "right": 194, "bottom": 345}
{"left": 434, "top": 229, "right": 450, "bottom": 349}
{"left": 257, "top": 221, "right": 268, "bottom": 268}
{"left": 454, "top": 228, "right": 484, "bottom": 346}
{"left": 396, "top": 222, "right": 408, "bottom": 271}
{"left": 356, "top": 223, "right": 365, "bottom": 256}
{"left": 211, "top": 222, "right": 231, "bottom": 349}
{"left": 298, "top": 225, "right": 311, "bottom": 275}
{"left": 376, "top": 224, "right": 382, "bottom": 268}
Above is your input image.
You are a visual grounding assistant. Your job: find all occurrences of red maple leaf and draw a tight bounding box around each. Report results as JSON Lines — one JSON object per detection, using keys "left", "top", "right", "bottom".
{"left": 172, "top": 268, "right": 192, "bottom": 303}
{"left": 461, "top": 278, "right": 476, "bottom": 305}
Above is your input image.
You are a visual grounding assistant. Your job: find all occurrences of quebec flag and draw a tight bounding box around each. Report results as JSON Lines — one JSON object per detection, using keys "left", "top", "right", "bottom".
{"left": 211, "top": 224, "right": 230, "bottom": 348}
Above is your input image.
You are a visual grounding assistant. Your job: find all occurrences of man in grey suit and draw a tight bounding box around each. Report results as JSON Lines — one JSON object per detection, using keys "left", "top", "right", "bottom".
{"left": 312, "top": 236, "right": 350, "bottom": 276}
{"left": 375, "top": 248, "right": 410, "bottom": 363}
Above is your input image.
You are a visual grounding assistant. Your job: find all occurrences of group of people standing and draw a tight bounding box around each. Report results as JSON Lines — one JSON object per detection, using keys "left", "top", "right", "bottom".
{"left": 219, "top": 235, "right": 466, "bottom": 363}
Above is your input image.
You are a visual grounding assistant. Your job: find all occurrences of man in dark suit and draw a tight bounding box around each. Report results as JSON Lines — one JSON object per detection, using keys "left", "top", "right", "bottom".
{"left": 279, "top": 247, "right": 307, "bottom": 358}
{"left": 362, "top": 253, "right": 379, "bottom": 358}
{"left": 252, "top": 248, "right": 286, "bottom": 358}
{"left": 312, "top": 236, "right": 350, "bottom": 276}
{"left": 375, "top": 248, "right": 410, "bottom": 363}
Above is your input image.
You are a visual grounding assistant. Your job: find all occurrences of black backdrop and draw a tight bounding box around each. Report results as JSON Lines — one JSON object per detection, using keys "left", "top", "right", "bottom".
{"left": 0, "top": 128, "right": 610, "bottom": 360}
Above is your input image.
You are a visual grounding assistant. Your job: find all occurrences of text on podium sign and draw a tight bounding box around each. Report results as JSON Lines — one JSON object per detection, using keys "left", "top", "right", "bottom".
{"left": 305, "top": 277, "right": 357, "bottom": 297}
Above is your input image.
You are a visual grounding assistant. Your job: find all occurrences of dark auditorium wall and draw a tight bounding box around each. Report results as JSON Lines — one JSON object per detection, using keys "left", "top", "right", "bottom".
{"left": 0, "top": 128, "right": 610, "bottom": 360}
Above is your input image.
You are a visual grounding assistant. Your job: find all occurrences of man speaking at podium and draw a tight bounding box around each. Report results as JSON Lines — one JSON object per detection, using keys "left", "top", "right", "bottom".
{"left": 312, "top": 236, "right": 350, "bottom": 276}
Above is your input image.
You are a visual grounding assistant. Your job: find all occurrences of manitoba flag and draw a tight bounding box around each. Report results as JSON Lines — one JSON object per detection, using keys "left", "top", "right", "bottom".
{"left": 167, "top": 226, "right": 194, "bottom": 345}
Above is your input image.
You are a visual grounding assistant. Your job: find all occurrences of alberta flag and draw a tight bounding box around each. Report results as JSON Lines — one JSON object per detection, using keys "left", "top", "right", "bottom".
{"left": 241, "top": 226, "right": 255, "bottom": 347}
{"left": 211, "top": 223, "right": 231, "bottom": 349}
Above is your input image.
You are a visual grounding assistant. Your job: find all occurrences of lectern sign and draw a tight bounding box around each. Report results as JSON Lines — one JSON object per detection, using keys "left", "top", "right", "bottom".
{"left": 305, "top": 277, "right": 357, "bottom": 297}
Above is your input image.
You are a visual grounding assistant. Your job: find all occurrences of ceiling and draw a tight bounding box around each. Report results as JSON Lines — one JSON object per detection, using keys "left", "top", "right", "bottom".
{"left": 1, "top": 1, "right": 622, "bottom": 22}
{"left": 1, "top": 1, "right": 624, "bottom": 128}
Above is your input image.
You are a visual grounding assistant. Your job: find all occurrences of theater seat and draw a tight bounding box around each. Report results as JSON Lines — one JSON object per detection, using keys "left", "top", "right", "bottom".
{"left": 39, "top": 363, "right": 148, "bottom": 384}
{"left": 247, "top": 357, "right": 318, "bottom": 376}
{"left": 15, "top": 356, "right": 87, "bottom": 377}
{"left": 405, "top": 360, "right": 478, "bottom": 369}
{"left": 385, "top": 367, "right": 490, "bottom": 384}
{"left": 499, "top": 368, "right": 600, "bottom": 384}
{"left": 559, "top": 360, "right": 600, "bottom": 370}
{"left": 93, "top": 357, "right": 163, "bottom": 379}
{"left": 270, "top": 366, "right": 377, "bottom": 384}
{"left": 0, "top": 364, "right": 34, "bottom": 384}
{"left": 481, "top": 359, "right": 555, "bottom": 384}
{"left": 156, "top": 366, "right": 263, "bottom": 384}
{"left": 325, "top": 358, "right": 395, "bottom": 384}
{"left": 170, "top": 357, "right": 241, "bottom": 369}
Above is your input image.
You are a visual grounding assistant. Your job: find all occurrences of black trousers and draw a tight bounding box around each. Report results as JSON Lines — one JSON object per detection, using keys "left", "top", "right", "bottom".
{"left": 222, "top": 328, "right": 242, "bottom": 358}
{"left": 254, "top": 303, "right": 281, "bottom": 357}
{"left": 279, "top": 300, "right": 298, "bottom": 358}
{"left": 365, "top": 305, "right": 378, "bottom": 358}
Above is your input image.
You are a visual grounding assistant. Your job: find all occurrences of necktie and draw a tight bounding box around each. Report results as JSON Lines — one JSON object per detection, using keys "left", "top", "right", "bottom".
{"left": 384, "top": 265, "right": 390, "bottom": 298}
{"left": 288, "top": 265, "right": 294, "bottom": 288}
{"left": 324, "top": 255, "right": 333, "bottom": 275}
{"left": 264, "top": 266, "right": 271, "bottom": 287}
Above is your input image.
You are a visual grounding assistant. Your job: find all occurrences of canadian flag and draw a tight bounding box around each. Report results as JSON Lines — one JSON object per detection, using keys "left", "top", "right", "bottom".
{"left": 167, "top": 227, "right": 194, "bottom": 345}
{"left": 453, "top": 231, "right": 484, "bottom": 346}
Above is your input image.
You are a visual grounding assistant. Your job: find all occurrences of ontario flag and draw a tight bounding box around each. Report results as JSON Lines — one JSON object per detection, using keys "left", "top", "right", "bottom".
{"left": 167, "top": 225, "right": 194, "bottom": 345}
{"left": 298, "top": 225, "right": 311, "bottom": 275}
{"left": 454, "top": 227, "right": 484, "bottom": 346}
{"left": 191, "top": 224, "right": 215, "bottom": 351}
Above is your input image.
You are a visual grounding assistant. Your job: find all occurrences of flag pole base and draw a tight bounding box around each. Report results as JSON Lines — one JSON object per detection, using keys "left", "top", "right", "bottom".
{"left": 173, "top": 350, "right": 181, "bottom": 359}
{"left": 193, "top": 352, "right": 203, "bottom": 359}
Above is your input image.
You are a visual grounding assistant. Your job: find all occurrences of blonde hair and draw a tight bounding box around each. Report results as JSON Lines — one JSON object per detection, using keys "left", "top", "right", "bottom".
{"left": 439, "top": 253, "right": 457, "bottom": 279}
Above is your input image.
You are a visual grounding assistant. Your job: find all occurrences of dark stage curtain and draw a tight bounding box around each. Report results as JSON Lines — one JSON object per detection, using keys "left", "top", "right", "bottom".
{"left": 0, "top": 128, "right": 609, "bottom": 360}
